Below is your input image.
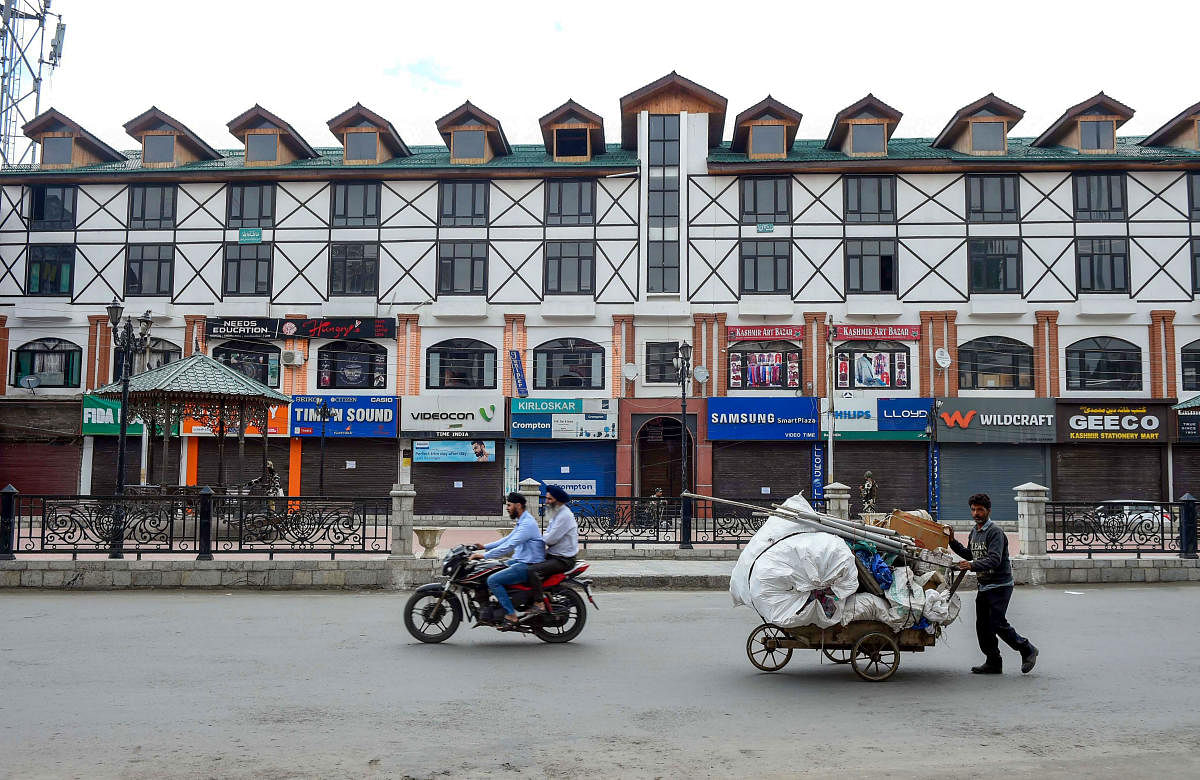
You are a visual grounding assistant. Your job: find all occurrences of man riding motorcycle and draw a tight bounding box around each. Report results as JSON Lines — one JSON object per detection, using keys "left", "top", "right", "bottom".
{"left": 524, "top": 485, "right": 578, "bottom": 617}
{"left": 470, "top": 492, "right": 544, "bottom": 626}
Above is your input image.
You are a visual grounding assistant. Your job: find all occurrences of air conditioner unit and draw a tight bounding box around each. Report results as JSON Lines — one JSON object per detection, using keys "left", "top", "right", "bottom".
{"left": 281, "top": 350, "right": 305, "bottom": 366}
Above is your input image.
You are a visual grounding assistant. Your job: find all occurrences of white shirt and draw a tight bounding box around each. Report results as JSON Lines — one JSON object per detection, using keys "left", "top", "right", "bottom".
{"left": 542, "top": 504, "right": 579, "bottom": 558}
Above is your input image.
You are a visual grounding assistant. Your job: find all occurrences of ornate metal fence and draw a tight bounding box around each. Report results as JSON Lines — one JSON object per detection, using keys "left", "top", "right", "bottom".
{"left": 570, "top": 496, "right": 827, "bottom": 546}
{"left": 1046, "top": 501, "right": 1183, "bottom": 557}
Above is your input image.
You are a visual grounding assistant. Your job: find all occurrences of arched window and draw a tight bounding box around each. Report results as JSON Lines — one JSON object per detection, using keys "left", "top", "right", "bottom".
{"left": 11, "top": 338, "right": 81, "bottom": 388}
{"left": 213, "top": 339, "right": 281, "bottom": 388}
{"left": 533, "top": 338, "right": 604, "bottom": 390}
{"left": 834, "top": 341, "right": 910, "bottom": 390}
{"left": 317, "top": 340, "right": 388, "bottom": 390}
{"left": 114, "top": 337, "right": 182, "bottom": 381}
{"left": 957, "top": 336, "right": 1033, "bottom": 390}
{"left": 425, "top": 339, "right": 496, "bottom": 389}
{"left": 727, "top": 340, "right": 802, "bottom": 390}
{"left": 1066, "top": 337, "right": 1141, "bottom": 391}
{"left": 1181, "top": 339, "right": 1200, "bottom": 391}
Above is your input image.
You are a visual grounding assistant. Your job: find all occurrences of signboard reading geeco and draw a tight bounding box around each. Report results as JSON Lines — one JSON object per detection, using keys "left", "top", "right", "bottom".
{"left": 400, "top": 395, "right": 504, "bottom": 438}
{"left": 706, "top": 397, "right": 819, "bottom": 441}
{"left": 1056, "top": 402, "right": 1169, "bottom": 443}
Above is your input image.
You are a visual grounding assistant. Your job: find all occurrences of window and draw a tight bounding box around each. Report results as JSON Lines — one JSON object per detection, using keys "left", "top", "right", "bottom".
{"left": 1066, "top": 337, "right": 1141, "bottom": 391}
{"left": 1194, "top": 238, "right": 1200, "bottom": 294}
{"left": 317, "top": 340, "right": 388, "bottom": 389}
{"left": 648, "top": 172, "right": 679, "bottom": 228}
{"left": 425, "top": 338, "right": 496, "bottom": 389}
{"left": 1077, "top": 238, "right": 1129, "bottom": 293}
{"left": 26, "top": 245, "right": 73, "bottom": 296}
{"left": 1190, "top": 173, "right": 1200, "bottom": 221}
{"left": 331, "top": 182, "right": 380, "bottom": 227}
{"left": 128, "top": 184, "right": 176, "bottom": 230}
{"left": 966, "top": 175, "right": 1018, "bottom": 223}
{"left": 546, "top": 180, "right": 594, "bottom": 226}
{"left": 1073, "top": 173, "right": 1125, "bottom": 221}
{"left": 125, "top": 244, "right": 174, "bottom": 296}
{"left": 30, "top": 185, "right": 75, "bottom": 231}
{"left": 834, "top": 341, "right": 910, "bottom": 390}
{"left": 645, "top": 342, "right": 680, "bottom": 384}
{"left": 851, "top": 123, "right": 886, "bottom": 154}
{"left": 227, "top": 183, "right": 274, "bottom": 228}
{"left": 42, "top": 136, "right": 72, "bottom": 165}
{"left": 728, "top": 341, "right": 802, "bottom": 390}
{"left": 246, "top": 133, "right": 278, "bottom": 163}
{"left": 345, "top": 131, "right": 377, "bottom": 161}
{"left": 533, "top": 338, "right": 604, "bottom": 390}
{"left": 971, "top": 121, "right": 1005, "bottom": 152}
{"left": 740, "top": 177, "right": 790, "bottom": 224}
{"left": 750, "top": 125, "right": 786, "bottom": 156}
{"left": 968, "top": 239, "right": 1021, "bottom": 293}
{"left": 1182, "top": 339, "right": 1200, "bottom": 391}
{"left": 554, "top": 128, "right": 588, "bottom": 158}
{"left": 740, "top": 239, "right": 790, "bottom": 294}
{"left": 1080, "top": 120, "right": 1115, "bottom": 151}
{"left": 545, "top": 241, "right": 594, "bottom": 295}
{"left": 453, "top": 130, "right": 486, "bottom": 160}
{"left": 845, "top": 239, "right": 897, "bottom": 294}
{"left": 439, "top": 181, "right": 488, "bottom": 226}
{"left": 957, "top": 336, "right": 1033, "bottom": 390}
{"left": 437, "top": 241, "right": 487, "bottom": 295}
{"left": 647, "top": 241, "right": 679, "bottom": 294}
{"left": 113, "top": 338, "right": 181, "bottom": 382}
{"left": 330, "top": 243, "right": 378, "bottom": 296}
{"left": 648, "top": 114, "right": 680, "bottom": 166}
{"left": 844, "top": 175, "right": 895, "bottom": 223}
{"left": 213, "top": 340, "right": 280, "bottom": 388}
{"left": 143, "top": 134, "right": 175, "bottom": 163}
{"left": 11, "top": 338, "right": 81, "bottom": 388}
{"left": 223, "top": 243, "right": 272, "bottom": 296}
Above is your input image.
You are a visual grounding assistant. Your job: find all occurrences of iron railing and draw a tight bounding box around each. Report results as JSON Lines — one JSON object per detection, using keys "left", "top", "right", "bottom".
{"left": 1046, "top": 501, "right": 1188, "bottom": 557}
{"left": 568, "top": 496, "right": 827, "bottom": 546}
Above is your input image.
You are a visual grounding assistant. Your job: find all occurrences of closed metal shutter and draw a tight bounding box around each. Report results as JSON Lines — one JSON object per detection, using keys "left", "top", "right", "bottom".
{"left": 196, "top": 437, "right": 292, "bottom": 491}
{"left": 1052, "top": 444, "right": 1165, "bottom": 502}
{"left": 519, "top": 441, "right": 617, "bottom": 497}
{"left": 299, "top": 439, "right": 396, "bottom": 497}
{"left": 413, "top": 449, "right": 503, "bottom": 516}
{"left": 827, "top": 441, "right": 929, "bottom": 517}
{"left": 712, "top": 442, "right": 813, "bottom": 500}
{"left": 1171, "top": 445, "right": 1200, "bottom": 501}
{"left": 1, "top": 442, "right": 81, "bottom": 494}
{"left": 91, "top": 437, "right": 153, "bottom": 494}
{"left": 939, "top": 444, "right": 1047, "bottom": 526}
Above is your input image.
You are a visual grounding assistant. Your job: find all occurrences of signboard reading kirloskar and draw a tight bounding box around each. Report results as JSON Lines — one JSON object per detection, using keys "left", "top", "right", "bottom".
{"left": 204, "top": 317, "right": 397, "bottom": 340}
{"left": 936, "top": 398, "right": 1056, "bottom": 443}
{"left": 706, "top": 397, "right": 819, "bottom": 441}
{"left": 833, "top": 324, "right": 921, "bottom": 341}
{"left": 290, "top": 396, "right": 398, "bottom": 438}
{"left": 1056, "top": 402, "right": 1170, "bottom": 443}
{"left": 400, "top": 395, "right": 504, "bottom": 439}
{"left": 726, "top": 325, "right": 804, "bottom": 341}
{"left": 509, "top": 398, "right": 617, "bottom": 439}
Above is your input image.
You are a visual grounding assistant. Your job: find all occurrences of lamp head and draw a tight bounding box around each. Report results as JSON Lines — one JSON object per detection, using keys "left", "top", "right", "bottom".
{"left": 137, "top": 310, "right": 154, "bottom": 337}
{"left": 678, "top": 343, "right": 693, "bottom": 363}
{"left": 106, "top": 298, "right": 123, "bottom": 329}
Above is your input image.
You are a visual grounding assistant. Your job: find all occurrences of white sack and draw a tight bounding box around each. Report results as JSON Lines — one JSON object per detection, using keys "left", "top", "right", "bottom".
{"left": 840, "top": 592, "right": 906, "bottom": 630}
{"left": 922, "top": 589, "right": 961, "bottom": 626}
{"left": 884, "top": 566, "right": 927, "bottom": 627}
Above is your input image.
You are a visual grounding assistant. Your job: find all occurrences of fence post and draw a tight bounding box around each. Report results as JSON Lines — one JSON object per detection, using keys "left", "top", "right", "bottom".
{"left": 824, "top": 482, "right": 851, "bottom": 521}
{"left": 519, "top": 478, "right": 543, "bottom": 528}
{"left": 1179, "top": 493, "right": 1198, "bottom": 559}
{"left": 1014, "top": 482, "right": 1049, "bottom": 556}
{"left": 0, "top": 484, "right": 16, "bottom": 561}
{"left": 196, "top": 486, "right": 214, "bottom": 561}
{"left": 388, "top": 482, "right": 416, "bottom": 558}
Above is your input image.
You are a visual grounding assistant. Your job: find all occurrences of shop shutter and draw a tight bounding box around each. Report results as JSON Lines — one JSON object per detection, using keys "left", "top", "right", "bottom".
{"left": 413, "top": 457, "right": 503, "bottom": 516}
{"left": 1171, "top": 445, "right": 1200, "bottom": 500}
{"left": 828, "top": 441, "right": 929, "bottom": 518}
{"left": 1052, "top": 444, "right": 1165, "bottom": 502}
{"left": 0, "top": 442, "right": 81, "bottom": 494}
{"left": 196, "top": 437, "right": 292, "bottom": 491}
{"left": 712, "top": 442, "right": 813, "bottom": 500}
{"left": 299, "top": 439, "right": 396, "bottom": 497}
{"left": 939, "top": 444, "right": 1047, "bottom": 526}
{"left": 91, "top": 437, "right": 150, "bottom": 494}
{"left": 519, "top": 441, "right": 617, "bottom": 497}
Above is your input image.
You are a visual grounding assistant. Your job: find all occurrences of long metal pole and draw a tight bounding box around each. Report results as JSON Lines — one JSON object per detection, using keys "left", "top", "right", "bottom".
{"left": 110, "top": 320, "right": 132, "bottom": 559}
{"left": 319, "top": 401, "right": 328, "bottom": 497}
{"left": 826, "top": 315, "right": 835, "bottom": 486}
{"left": 679, "top": 355, "right": 692, "bottom": 549}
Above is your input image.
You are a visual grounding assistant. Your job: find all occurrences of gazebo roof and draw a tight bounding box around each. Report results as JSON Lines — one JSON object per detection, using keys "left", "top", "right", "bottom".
{"left": 94, "top": 353, "right": 290, "bottom": 405}
{"left": 1173, "top": 396, "right": 1200, "bottom": 410}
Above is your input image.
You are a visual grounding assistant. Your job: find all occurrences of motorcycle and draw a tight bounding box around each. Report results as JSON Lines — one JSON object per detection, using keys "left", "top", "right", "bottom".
{"left": 403, "top": 544, "right": 596, "bottom": 644}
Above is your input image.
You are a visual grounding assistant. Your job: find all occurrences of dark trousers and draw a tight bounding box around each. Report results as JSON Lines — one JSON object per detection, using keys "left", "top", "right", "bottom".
{"left": 975, "top": 586, "right": 1029, "bottom": 663}
{"left": 527, "top": 556, "right": 574, "bottom": 603}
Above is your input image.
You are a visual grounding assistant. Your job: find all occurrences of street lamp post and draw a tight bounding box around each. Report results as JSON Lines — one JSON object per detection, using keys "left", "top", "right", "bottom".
{"left": 673, "top": 343, "right": 693, "bottom": 550}
{"left": 317, "top": 399, "right": 332, "bottom": 496}
{"left": 105, "top": 298, "right": 153, "bottom": 559}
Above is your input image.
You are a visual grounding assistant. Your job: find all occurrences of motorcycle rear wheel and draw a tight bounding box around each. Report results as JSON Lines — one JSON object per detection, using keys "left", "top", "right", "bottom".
{"left": 404, "top": 590, "right": 463, "bottom": 643}
{"left": 531, "top": 587, "right": 587, "bottom": 644}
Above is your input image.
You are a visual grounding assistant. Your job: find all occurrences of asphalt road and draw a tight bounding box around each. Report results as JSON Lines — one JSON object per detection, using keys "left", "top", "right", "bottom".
{"left": 1, "top": 585, "right": 1198, "bottom": 779}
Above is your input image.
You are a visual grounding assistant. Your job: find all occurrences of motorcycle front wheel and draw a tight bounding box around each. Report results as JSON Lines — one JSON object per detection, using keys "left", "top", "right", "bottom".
{"left": 404, "top": 589, "right": 463, "bottom": 643}
{"left": 532, "top": 587, "right": 587, "bottom": 644}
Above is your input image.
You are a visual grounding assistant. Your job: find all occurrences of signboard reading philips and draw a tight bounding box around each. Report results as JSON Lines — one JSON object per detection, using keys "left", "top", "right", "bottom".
{"left": 937, "top": 399, "right": 1056, "bottom": 443}
{"left": 400, "top": 395, "right": 504, "bottom": 439}
{"left": 706, "top": 397, "right": 819, "bottom": 441}
{"left": 1056, "top": 402, "right": 1169, "bottom": 443}
{"left": 509, "top": 398, "right": 617, "bottom": 439}
{"left": 290, "top": 396, "right": 398, "bottom": 437}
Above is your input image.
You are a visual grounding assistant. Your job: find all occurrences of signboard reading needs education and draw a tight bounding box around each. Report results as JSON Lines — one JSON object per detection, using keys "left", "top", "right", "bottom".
{"left": 706, "top": 397, "right": 819, "bottom": 441}
{"left": 1056, "top": 402, "right": 1170, "bottom": 444}
{"left": 205, "top": 317, "right": 396, "bottom": 340}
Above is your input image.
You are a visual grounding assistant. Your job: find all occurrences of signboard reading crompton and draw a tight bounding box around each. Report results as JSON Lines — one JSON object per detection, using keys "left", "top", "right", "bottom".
{"left": 1056, "top": 402, "right": 1170, "bottom": 443}
{"left": 205, "top": 317, "right": 397, "bottom": 340}
{"left": 834, "top": 324, "right": 921, "bottom": 341}
{"left": 509, "top": 398, "right": 617, "bottom": 439}
{"left": 726, "top": 325, "right": 804, "bottom": 341}
{"left": 707, "top": 397, "right": 819, "bottom": 441}
{"left": 937, "top": 398, "right": 1056, "bottom": 443}
{"left": 400, "top": 395, "right": 504, "bottom": 439}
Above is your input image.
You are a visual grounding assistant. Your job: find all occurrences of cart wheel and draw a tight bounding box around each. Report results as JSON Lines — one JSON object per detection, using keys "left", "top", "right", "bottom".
{"left": 746, "top": 624, "right": 793, "bottom": 672}
{"left": 822, "top": 647, "right": 852, "bottom": 665}
{"left": 851, "top": 632, "right": 900, "bottom": 682}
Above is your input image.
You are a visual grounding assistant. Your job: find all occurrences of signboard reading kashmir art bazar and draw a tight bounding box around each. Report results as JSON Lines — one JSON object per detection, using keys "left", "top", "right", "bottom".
{"left": 706, "top": 397, "right": 819, "bottom": 441}
{"left": 833, "top": 324, "right": 921, "bottom": 341}
{"left": 1056, "top": 402, "right": 1171, "bottom": 443}
{"left": 290, "top": 396, "right": 398, "bottom": 438}
{"left": 400, "top": 395, "right": 504, "bottom": 439}
{"left": 726, "top": 325, "right": 804, "bottom": 341}
{"left": 204, "top": 317, "right": 396, "bottom": 340}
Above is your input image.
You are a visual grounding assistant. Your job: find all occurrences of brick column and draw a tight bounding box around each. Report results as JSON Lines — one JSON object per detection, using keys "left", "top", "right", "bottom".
{"left": 691, "top": 314, "right": 704, "bottom": 397}
{"left": 613, "top": 315, "right": 634, "bottom": 398}
{"left": 284, "top": 314, "right": 308, "bottom": 394}
{"left": 945, "top": 311, "right": 959, "bottom": 397}
{"left": 919, "top": 311, "right": 936, "bottom": 397}
{"left": 0, "top": 315, "right": 8, "bottom": 396}
{"left": 1034, "top": 310, "right": 1061, "bottom": 397}
{"left": 803, "top": 312, "right": 824, "bottom": 396}
{"left": 396, "top": 314, "right": 420, "bottom": 397}
{"left": 502, "top": 314, "right": 524, "bottom": 397}
{"left": 85, "top": 315, "right": 107, "bottom": 391}
{"left": 1150, "top": 310, "right": 1177, "bottom": 399}
{"left": 183, "top": 315, "right": 206, "bottom": 357}
{"left": 1033, "top": 313, "right": 1048, "bottom": 397}
{"left": 1149, "top": 313, "right": 1164, "bottom": 398}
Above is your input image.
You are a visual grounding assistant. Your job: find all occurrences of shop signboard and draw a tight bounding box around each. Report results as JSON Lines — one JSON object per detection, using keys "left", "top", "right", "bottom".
{"left": 289, "top": 395, "right": 398, "bottom": 438}
{"left": 877, "top": 398, "right": 933, "bottom": 433}
{"left": 819, "top": 397, "right": 930, "bottom": 440}
{"left": 509, "top": 350, "right": 529, "bottom": 398}
{"left": 400, "top": 395, "right": 504, "bottom": 439}
{"left": 182, "top": 404, "right": 289, "bottom": 436}
{"left": 810, "top": 443, "right": 825, "bottom": 500}
{"left": 726, "top": 325, "right": 804, "bottom": 341}
{"left": 936, "top": 398, "right": 1056, "bottom": 443}
{"left": 509, "top": 398, "right": 617, "bottom": 440}
{"left": 833, "top": 324, "right": 921, "bottom": 341}
{"left": 1179, "top": 408, "right": 1200, "bottom": 441}
{"left": 204, "top": 317, "right": 396, "bottom": 340}
{"left": 706, "top": 397, "right": 819, "bottom": 441}
{"left": 1056, "top": 401, "right": 1170, "bottom": 444}
{"left": 82, "top": 395, "right": 177, "bottom": 436}
{"left": 413, "top": 440, "right": 496, "bottom": 463}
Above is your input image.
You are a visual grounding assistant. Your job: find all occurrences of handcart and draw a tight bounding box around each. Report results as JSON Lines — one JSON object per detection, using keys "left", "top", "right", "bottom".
{"left": 746, "top": 619, "right": 941, "bottom": 682}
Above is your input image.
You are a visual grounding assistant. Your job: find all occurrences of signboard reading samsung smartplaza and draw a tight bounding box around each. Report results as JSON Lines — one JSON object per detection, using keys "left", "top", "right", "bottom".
{"left": 509, "top": 398, "right": 617, "bottom": 439}
{"left": 706, "top": 397, "right": 819, "bottom": 441}
{"left": 936, "top": 398, "right": 1056, "bottom": 443}
{"left": 400, "top": 395, "right": 504, "bottom": 439}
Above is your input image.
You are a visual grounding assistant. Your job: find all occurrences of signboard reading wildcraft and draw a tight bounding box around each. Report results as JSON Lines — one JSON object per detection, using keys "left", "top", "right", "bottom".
{"left": 1056, "top": 402, "right": 1170, "bottom": 443}
{"left": 936, "top": 398, "right": 1056, "bottom": 443}
{"left": 509, "top": 398, "right": 617, "bottom": 440}
{"left": 400, "top": 395, "right": 504, "bottom": 439}
{"left": 290, "top": 396, "right": 398, "bottom": 438}
{"left": 833, "top": 324, "right": 921, "bottom": 341}
{"left": 204, "top": 317, "right": 397, "bottom": 340}
{"left": 726, "top": 325, "right": 804, "bottom": 341}
{"left": 706, "top": 397, "right": 819, "bottom": 441}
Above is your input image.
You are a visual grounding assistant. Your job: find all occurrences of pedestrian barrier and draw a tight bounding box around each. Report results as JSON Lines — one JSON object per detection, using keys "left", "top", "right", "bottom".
{"left": 1046, "top": 498, "right": 1198, "bottom": 557}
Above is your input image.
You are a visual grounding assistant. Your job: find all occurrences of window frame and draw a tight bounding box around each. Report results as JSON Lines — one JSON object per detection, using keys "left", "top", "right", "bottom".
{"left": 128, "top": 184, "right": 177, "bottom": 230}
{"left": 970, "top": 121, "right": 1006, "bottom": 153}
{"left": 1079, "top": 119, "right": 1116, "bottom": 152}
{"left": 647, "top": 240, "right": 680, "bottom": 294}
{"left": 850, "top": 123, "right": 887, "bottom": 155}
{"left": 532, "top": 338, "right": 605, "bottom": 390}
{"left": 41, "top": 136, "right": 73, "bottom": 165}
{"left": 967, "top": 238, "right": 1022, "bottom": 294}
{"left": 739, "top": 176, "right": 791, "bottom": 225}
{"left": 438, "top": 180, "right": 489, "bottom": 227}
{"left": 329, "top": 242, "right": 379, "bottom": 297}
{"left": 544, "top": 240, "right": 595, "bottom": 296}
{"left": 345, "top": 131, "right": 378, "bottom": 162}
{"left": 739, "top": 239, "right": 791, "bottom": 295}
{"left": 142, "top": 134, "right": 176, "bottom": 164}
{"left": 965, "top": 174, "right": 1019, "bottom": 223}
{"left": 213, "top": 339, "right": 281, "bottom": 388}
{"left": 222, "top": 243, "right": 273, "bottom": 297}
{"left": 545, "top": 179, "right": 595, "bottom": 226}
{"left": 226, "top": 183, "right": 275, "bottom": 228}
{"left": 1065, "top": 337, "right": 1142, "bottom": 392}
{"left": 727, "top": 340, "right": 803, "bottom": 391}
{"left": 10, "top": 337, "right": 82, "bottom": 388}
{"left": 29, "top": 184, "right": 76, "bottom": 231}
{"left": 451, "top": 129, "right": 487, "bottom": 162}
{"left": 245, "top": 132, "right": 278, "bottom": 163}
{"left": 1189, "top": 173, "right": 1200, "bottom": 222}
{"left": 957, "top": 336, "right": 1034, "bottom": 391}
{"left": 124, "top": 243, "right": 174, "bottom": 297}
{"left": 644, "top": 341, "right": 681, "bottom": 385}
{"left": 834, "top": 341, "right": 911, "bottom": 391}
{"left": 330, "top": 181, "right": 381, "bottom": 228}
{"left": 553, "top": 127, "right": 590, "bottom": 160}
{"left": 113, "top": 337, "right": 182, "bottom": 382}
{"left": 1193, "top": 238, "right": 1200, "bottom": 295}
{"left": 844, "top": 175, "right": 896, "bottom": 223}
{"left": 749, "top": 124, "right": 786, "bottom": 158}
{"left": 844, "top": 238, "right": 898, "bottom": 295}
{"left": 1182, "top": 338, "right": 1200, "bottom": 392}
{"left": 437, "top": 241, "right": 488, "bottom": 296}
{"left": 25, "top": 244, "right": 74, "bottom": 296}
{"left": 1076, "top": 238, "right": 1130, "bottom": 294}
{"left": 316, "top": 339, "right": 389, "bottom": 390}
{"left": 424, "top": 338, "right": 497, "bottom": 390}
{"left": 1073, "top": 172, "right": 1126, "bottom": 221}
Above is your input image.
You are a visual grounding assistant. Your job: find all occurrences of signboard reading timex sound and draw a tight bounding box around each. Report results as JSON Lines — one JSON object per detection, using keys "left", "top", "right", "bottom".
{"left": 1056, "top": 402, "right": 1171, "bottom": 444}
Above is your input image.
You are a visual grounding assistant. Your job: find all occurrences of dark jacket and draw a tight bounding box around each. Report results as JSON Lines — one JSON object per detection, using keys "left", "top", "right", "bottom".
{"left": 949, "top": 519, "right": 1013, "bottom": 589}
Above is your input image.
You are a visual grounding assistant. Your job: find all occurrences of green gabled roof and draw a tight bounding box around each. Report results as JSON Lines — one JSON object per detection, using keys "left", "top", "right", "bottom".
{"left": 94, "top": 353, "right": 290, "bottom": 404}
{"left": 1174, "top": 396, "right": 1200, "bottom": 411}
{"left": 0, "top": 143, "right": 641, "bottom": 176}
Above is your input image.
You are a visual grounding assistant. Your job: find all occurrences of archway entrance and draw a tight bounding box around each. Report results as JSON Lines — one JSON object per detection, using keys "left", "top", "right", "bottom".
{"left": 635, "top": 416, "right": 695, "bottom": 497}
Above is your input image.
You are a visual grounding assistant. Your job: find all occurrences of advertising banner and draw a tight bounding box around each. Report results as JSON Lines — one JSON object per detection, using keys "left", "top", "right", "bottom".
{"left": 819, "top": 397, "right": 930, "bottom": 440}
{"left": 810, "top": 443, "right": 825, "bottom": 500}
{"left": 400, "top": 395, "right": 504, "bottom": 438}
{"left": 877, "top": 398, "right": 933, "bottom": 432}
{"left": 82, "top": 395, "right": 177, "bottom": 436}
{"left": 509, "top": 398, "right": 617, "bottom": 439}
{"left": 834, "top": 324, "right": 921, "bottom": 341}
{"left": 509, "top": 350, "right": 529, "bottom": 398}
{"left": 182, "top": 404, "right": 289, "bottom": 437}
{"left": 413, "top": 440, "right": 496, "bottom": 463}
{"left": 205, "top": 317, "right": 396, "bottom": 340}
{"left": 289, "top": 396, "right": 398, "bottom": 438}
{"left": 936, "top": 398, "right": 1056, "bottom": 443}
{"left": 1179, "top": 409, "right": 1200, "bottom": 442}
{"left": 726, "top": 325, "right": 804, "bottom": 341}
{"left": 706, "top": 397, "right": 819, "bottom": 441}
{"left": 1056, "top": 402, "right": 1170, "bottom": 444}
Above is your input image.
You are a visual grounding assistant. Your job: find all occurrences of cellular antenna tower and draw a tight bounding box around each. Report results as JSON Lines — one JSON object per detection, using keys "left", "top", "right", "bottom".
{"left": 0, "top": 0, "right": 64, "bottom": 166}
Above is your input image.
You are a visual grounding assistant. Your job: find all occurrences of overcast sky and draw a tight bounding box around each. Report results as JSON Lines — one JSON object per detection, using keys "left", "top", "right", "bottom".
{"left": 40, "top": 0, "right": 1195, "bottom": 153}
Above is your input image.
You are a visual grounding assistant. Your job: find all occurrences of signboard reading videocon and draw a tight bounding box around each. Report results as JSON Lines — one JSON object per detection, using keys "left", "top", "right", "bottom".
{"left": 400, "top": 395, "right": 504, "bottom": 439}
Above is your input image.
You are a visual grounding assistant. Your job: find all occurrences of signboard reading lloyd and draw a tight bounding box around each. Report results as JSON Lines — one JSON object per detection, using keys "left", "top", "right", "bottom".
{"left": 706, "top": 397, "right": 819, "bottom": 441}
{"left": 509, "top": 398, "right": 617, "bottom": 439}
{"left": 936, "top": 398, "right": 1056, "bottom": 443}
{"left": 400, "top": 395, "right": 504, "bottom": 438}
{"left": 1056, "top": 402, "right": 1170, "bottom": 443}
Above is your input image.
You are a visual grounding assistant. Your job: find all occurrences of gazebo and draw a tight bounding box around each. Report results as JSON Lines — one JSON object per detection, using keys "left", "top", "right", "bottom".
{"left": 93, "top": 353, "right": 291, "bottom": 490}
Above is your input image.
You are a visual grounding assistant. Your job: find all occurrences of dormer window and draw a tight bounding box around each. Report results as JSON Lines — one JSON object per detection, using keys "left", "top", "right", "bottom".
{"left": 540, "top": 101, "right": 606, "bottom": 163}
{"left": 932, "top": 95, "right": 1024, "bottom": 156}
{"left": 345, "top": 131, "right": 377, "bottom": 161}
{"left": 1033, "top": 92, "right": 1132, "bottom": 153}
{"left": 1080, "top": 119, "right": 1115, "bottom": 152}
{"left": 554, "top": 127, "right": 589, "bottom": 158}
{"left": 246, "top": 133, "right": 278, "bottom": 163}
{"left": 436, "top": 102, "right": 511, "bottom": 165}
{"left": 41, "top": 136, "right": 72, "bottom": 165}
{"left": 452, "top": 129, "right": 486, "bottom": 162}
{"left": 143, "top": 134, "right": 175, "bottom": 164}
{"left": 749, "top": 124, "right": 785, "bottom": 157}
{"left": 326, "top": 104, "right": 411, "bottom": 166}
{"left": 970, "top": 121, "right": 1005, "bottom": 152}
{"left": 851, "top": 123, "right": 886, "bottom": 155}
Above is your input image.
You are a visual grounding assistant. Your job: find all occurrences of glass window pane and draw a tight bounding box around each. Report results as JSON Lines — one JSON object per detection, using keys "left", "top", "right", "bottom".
{"left": 42, "top": 136, "right": 72, "bottom": 165}
{"left": 246, "top": 133, "right": 277, "bottom": 162}
{"left": 750, "top": 124, "right": 785, "bottom": 156}
{"left": 143, "top": 134, "right": 175, "bottom": 163}
{"left": 346, "top": 132, "right": 377, "bottom": 160}
{"left": 454, "top": 130, "right": 486, "bottom": 159}
{"left": 852, "top": 124, "right": 885, "bottom": 154}
{"left": 971, "top": 122, "right": 1005, "bottom": 151}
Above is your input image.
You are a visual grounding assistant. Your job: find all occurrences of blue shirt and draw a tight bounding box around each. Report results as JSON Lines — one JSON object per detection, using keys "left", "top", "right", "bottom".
{"left": 484, "top": 510, "right": 545, "bottom": 565}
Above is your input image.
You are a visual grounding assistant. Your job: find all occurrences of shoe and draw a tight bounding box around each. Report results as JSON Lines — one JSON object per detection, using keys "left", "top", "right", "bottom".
{"left": 529, "top": 602, "right": 547, "bottom": 615}
{"left": 1021, "top": 644, "right": 1038, "bottom": 674}
{"left": 971, "top": 661, "right": 1003, "bottom": 674}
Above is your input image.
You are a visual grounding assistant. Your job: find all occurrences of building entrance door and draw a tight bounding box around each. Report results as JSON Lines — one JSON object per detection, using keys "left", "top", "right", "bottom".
{"left": 635, "top": 416, "right": 695, "bottom": 497}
